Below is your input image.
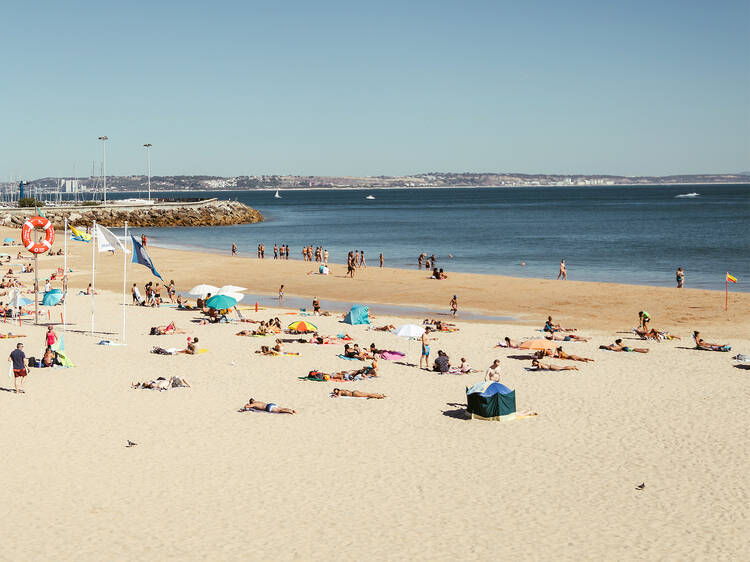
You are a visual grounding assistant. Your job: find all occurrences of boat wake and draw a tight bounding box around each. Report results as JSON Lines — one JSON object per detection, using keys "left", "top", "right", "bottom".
{"left": 675, "top": 192, "right": 700, "bottom": 198}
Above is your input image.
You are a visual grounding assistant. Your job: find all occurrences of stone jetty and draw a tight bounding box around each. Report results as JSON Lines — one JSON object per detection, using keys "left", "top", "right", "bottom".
{"left": 1, "top": 198, "right": 263, "bottom": 228}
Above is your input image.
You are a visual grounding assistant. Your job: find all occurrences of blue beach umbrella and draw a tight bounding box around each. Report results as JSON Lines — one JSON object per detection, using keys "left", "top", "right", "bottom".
{"left": 16, "top": 297, "right": 33, "bottom": 307}
{"left": 205, "top": 294, "right": 238, "bottom": 310}
{"left": 42, "top": 289, "right": 63, "bottom": 306}
{"left": 3, "top": 238, "right": 14, "bottom": 243}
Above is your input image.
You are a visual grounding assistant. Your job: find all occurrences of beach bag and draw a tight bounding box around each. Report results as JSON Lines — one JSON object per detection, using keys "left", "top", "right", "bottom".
{"left": 27, "top": 356, "right": 36, "bottom": 368}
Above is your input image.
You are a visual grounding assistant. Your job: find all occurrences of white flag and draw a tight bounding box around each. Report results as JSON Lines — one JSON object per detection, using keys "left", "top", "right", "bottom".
{"left": 95, "top": 224, "right": 129, "bottom": 254}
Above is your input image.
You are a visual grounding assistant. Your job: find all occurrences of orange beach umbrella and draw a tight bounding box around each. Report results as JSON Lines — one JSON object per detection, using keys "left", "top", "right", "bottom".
{"left": 288, "top": 320, "right": 318, "bottom": 333}
{"left": 519, "top": 339, "right": 557, "bottom": 351}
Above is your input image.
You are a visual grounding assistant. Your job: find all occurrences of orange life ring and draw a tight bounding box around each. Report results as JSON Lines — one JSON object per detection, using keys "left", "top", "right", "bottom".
{"left": 21, "top": 216, "right": 55, "bottom": 254}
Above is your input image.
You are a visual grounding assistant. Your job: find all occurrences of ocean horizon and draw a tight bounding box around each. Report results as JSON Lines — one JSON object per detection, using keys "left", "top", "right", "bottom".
{"left": 106, "top": 184, "right": 750, "bottom": 292}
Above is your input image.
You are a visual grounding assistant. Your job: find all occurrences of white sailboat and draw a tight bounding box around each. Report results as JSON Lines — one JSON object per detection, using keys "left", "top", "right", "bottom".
{"left": 274, "top": 190, "right": 281, "bottom": 199}
{"left": 365, "top": 195, "right": 375, "bottom": 200}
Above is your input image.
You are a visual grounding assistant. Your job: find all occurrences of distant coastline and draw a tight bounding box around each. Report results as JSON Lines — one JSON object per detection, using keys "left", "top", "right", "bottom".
{"left": 24, "top": 173, "right": 750, "bottom": 194}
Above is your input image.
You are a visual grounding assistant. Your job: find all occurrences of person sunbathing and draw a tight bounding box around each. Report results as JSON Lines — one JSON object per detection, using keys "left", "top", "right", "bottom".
{"left": 150, "top": 322, "right": 186, "bottom": 335}
{"left": 544, "top": 332, "right": 589, "bottom": 342}
{"left": 240, "top": 398, "right": 296, "bottom": 414}
{"left": 693, "top": 331, "right": 730, "bottom": 351}
{"left": 176, "top": 295, "right": 196, "bottom": 310}
{"left": 333, "top": 361, "right": 379, "bottom": 380}
{"left": 331, "top": 388, "right": 386, "bottom": 399}
{"left": 634, "top": 327, "right": 680, "bottom": 340}
{"left": 256, "top": 340, "right": 284, "bottom": 355}
{"left": 500, "top": 336, "right": 522, "bottom": 348}
{"left": 342, "top": 343, "right": 367, "bottom": 360}
{"left": 0, "top": 333, "right": 26, "bottom": 339}
{"left": 530, "top": 359, "right": 578, "bottom": 371}
{"left": 177, "top": 338, "right": 198, "bottom": 354}
{"left": 600, "top": 339, "right": 649, "bottom": 353}
{"left": 544, "top": 316, "right": 576, "bottom": 333}
{"left": 132, "top": 377, "right": 171, "bottom": 390}
{"left": 554, "top": 347, "right": 594, "bottom": 362}
{"left": 42, "top": 346, "right": 55, "bottom": 367}
{"left": 373, "top": 324, "right": 396, "bottom": 332}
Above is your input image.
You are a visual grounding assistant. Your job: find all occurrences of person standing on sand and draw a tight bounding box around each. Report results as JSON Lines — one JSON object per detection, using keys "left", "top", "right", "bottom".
{"left": 45, "top": 325, "right": 57, "bottom": 349}
{"left": 359, "top": 250, "right": 366, "bottom": 268}
{"left": 676, "top": 267, "right": 685, "bottom": 288}
{"left": 324, "top": 249, "right": 329, "bottom": 263}
{"left": 558, "top": 259, "right": 567, "bottom": 280}
{"left": 420, "top": 327, "right": 433, "bottom": 370}
{"left": 141, "top": 234, "right": 148, "bottom": 248}
{"left": 9, "top": 343, "right": 27, "bottom": 394}
{"left": 449, "top": 295, "right": 458, "bottom": 316}
{"left": 231, "top": 243, "right": 237, "bottom": 256}
{"left": 379, "top": 253, "right": 384, "bottom": 268}
{"left": 278, "top": 285, "right": 284, "bottom": 303}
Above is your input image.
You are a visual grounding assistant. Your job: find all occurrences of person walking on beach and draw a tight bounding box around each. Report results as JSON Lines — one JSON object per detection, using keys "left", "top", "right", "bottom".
{"left": 273, "top": 244, "right": 278, "bottom": 259}
{"left": 45, "top": 325, "right": 57, "bottom": 349}
{"left": 141, "top": 234, "right": 148, "bottom": 248}
{"left": 420, "top": 327, "right": 433, "bottom": 370}
{"left": 231, "top": 243, "right": 237, "bottom": 256}
{"left": 359, "top": 250, "right": 366, "bottom": 268}
{"left": 278, "top": 285, "right": 284, "bottom": 303}
{"left": 9, "top": 343, "right": 27, "bottom": 394}
{"left": 558, "top": 259, "right": 567, "bottom": 280}
{"left": 676, "top": 267, "right": 685, "bottom": 288}
{"left": 449, "top": 295, "right": 458, "bottom": 316}
{"left": 324, "top": 249, "right": 329, "bottom": 263}
{"left": 379, "top": 253, "right": 384, "bottom": 268}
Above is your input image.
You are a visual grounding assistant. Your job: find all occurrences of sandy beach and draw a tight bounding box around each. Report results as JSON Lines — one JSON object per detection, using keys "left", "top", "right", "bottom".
{"left": 0, "top": 228, "right": 748, "bottom": 561}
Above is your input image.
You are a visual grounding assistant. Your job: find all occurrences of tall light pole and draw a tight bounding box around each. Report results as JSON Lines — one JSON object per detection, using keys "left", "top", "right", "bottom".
{"left": 98, "top": 136, "right": 108, "bottom": 205}
{"left": 143, "top": 143, "right": 152, "bottom": 201}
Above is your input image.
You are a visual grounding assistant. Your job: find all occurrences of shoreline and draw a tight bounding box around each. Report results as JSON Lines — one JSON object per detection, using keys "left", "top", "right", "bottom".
{"left": 2, "top": 224, "right": 744, "bottom": 338}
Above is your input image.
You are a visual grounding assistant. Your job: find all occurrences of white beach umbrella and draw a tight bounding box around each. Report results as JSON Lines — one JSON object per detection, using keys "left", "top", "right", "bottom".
{"left": 219, "top": 291, "right": 245, "bottom": 303}
{"left": 393, "top": 324, "right": 425, "bottom": 338}
{"left": 187, "top": 284, "right": 219, "bottom": 297}
{"left": 218, "top": 285, "right": 247, "bottom": 294}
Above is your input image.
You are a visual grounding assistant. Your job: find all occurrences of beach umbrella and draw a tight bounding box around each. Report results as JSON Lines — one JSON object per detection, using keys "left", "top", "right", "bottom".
{"left": 218, "top": 291, "right": 244, "bottom": 303}
{"left": 218, "top": 285, "right": 247, "bottom": 294}
{"left": 519, "top": 339, "right": 557, "bottom": 351}
{"left": 187, "top": 284, "right": 219, "bottom": 297}
{"left": 393, "top": 324, "right": 425, "bottom": 338}
{"left": 205, "top": 294, "right": 238, "bottom": 310}
{"left": 42, "top": 289, "right": 63, "bottom": 306}
{"left": 288, "top": 320, "right": 317, "bottom": 332}
{"left": 14, "top": 296, "right": 33, "bottom": 308}
{"left": 3, "top": 238, "right": 14, "bottom": 243}
{"left": 466, "top": 381, "right": 516, "bottom": 421}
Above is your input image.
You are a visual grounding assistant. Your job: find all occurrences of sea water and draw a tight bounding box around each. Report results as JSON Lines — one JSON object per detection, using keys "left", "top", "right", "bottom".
{"left": 109, "top": 184, "right": 750, "bottom": 291}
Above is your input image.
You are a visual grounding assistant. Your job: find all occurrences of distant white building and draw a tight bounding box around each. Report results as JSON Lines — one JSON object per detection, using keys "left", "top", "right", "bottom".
{"left": 64, "top": 179, "right": 80, "bottom": 193}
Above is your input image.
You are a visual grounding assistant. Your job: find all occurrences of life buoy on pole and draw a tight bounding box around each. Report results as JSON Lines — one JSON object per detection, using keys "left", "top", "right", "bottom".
{"left": 21, "top": 216, "right": 55, "bottom": 254}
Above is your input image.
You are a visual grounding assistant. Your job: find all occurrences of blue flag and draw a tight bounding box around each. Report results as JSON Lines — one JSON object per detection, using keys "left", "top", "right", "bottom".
{"left": 130, "top": 235, "right": 163, "bottom": 280}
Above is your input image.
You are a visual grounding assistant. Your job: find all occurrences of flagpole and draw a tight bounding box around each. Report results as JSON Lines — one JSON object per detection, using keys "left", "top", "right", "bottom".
{"left": 91, "top": 220, "right": 96, "bottom": 335}
{"left": 726, "top": 272, "right": 728, "bottom": 312}
{"left": 63, "top": 218, "right": 67, "bottom": 350}
{"left": 122, "top": 221, "right": 128, "bottom": 344}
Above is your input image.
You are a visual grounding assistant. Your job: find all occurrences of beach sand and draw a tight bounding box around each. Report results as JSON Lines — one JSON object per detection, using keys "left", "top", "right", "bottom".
{"left": 0, "top": 227, "right": 748, "bottom": 561}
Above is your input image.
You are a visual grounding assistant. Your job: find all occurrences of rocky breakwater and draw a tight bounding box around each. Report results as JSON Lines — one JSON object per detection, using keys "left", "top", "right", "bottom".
{"left": 2, "top": 199, "right": 263, "bottom": 228}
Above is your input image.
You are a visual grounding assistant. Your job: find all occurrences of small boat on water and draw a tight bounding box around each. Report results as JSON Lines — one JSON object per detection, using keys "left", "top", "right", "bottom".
{"left": 274, "top": 190, "right": 281, "bottom": 199}
{"left": 112, "top": 198, "right": 155, "bottom": 206}
{"left": 365, "top": 195, "right": 375, "bottom": 200}
{"left": 675, "top": 192, "right": 700, "bottom": 198}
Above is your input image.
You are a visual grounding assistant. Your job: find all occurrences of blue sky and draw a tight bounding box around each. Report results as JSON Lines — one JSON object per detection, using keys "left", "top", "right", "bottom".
{"left": 2, "top": 0, "right": 748, "bottom": 178}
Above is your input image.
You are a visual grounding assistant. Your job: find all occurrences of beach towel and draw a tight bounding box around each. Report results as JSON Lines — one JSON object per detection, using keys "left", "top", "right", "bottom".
{"left": 379, "top": 350, "right": 405, "bottom": 361}
{"left": 238, "top": 407, "right": 284, "bottom": 414}
{"left": 337, "top": 354, "right": 363, "bottom": 361}
{"left": 733, "top": 353, "right": 750, "bottom": 362}
{"left": 695, "top": 344, "right": 731, "bottom": 352}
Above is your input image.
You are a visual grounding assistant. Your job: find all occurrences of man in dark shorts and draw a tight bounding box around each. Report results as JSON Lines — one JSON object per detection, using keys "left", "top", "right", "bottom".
{"left": 9, "top": 342, "right": 27, "bottom": 394}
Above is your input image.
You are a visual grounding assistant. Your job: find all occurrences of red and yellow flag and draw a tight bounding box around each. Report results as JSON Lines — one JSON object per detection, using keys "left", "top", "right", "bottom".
{"left": 727, "top": 273, "right": 738, "bottom": 283}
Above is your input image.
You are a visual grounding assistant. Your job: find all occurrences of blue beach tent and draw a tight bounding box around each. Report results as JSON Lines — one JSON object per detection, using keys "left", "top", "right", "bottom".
{"left": 466, "top": 381, "right": 516, "bottom": 421}
{"left": 343, "top": 304, "right": 370, "bottom": 325}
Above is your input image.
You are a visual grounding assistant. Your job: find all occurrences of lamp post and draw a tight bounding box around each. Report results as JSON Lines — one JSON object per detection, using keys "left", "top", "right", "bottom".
{"left": 143, "top": 143, "right": 152, "bottom": 201}
{"left": 98, "top": 136, "right": 108, "bottom": 205}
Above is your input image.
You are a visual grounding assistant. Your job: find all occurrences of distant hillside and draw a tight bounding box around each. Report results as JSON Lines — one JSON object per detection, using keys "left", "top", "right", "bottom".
{"left": 25, "top": 172, "right": 750, "bottom": 192}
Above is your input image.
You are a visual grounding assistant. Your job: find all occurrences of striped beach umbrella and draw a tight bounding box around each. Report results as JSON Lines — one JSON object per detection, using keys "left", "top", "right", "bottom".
{"left": 288, "top": 320, "right": 317, "bottom": 333}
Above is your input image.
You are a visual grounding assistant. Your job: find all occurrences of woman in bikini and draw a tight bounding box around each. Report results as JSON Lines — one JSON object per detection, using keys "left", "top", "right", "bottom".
{"left": 554, "top": 347, "right": 595, "bottom": 362}
{"left": 530, "top": 359, "right": 578, "bottom": 371}
{"left": 600, "top": 339, "right": 649, "bottom": 353}
{"left": 331, "top": 388, "right": 386, "bottom": 399}
{"left": 693, "top": 331, "right": 730, "bottom": 351}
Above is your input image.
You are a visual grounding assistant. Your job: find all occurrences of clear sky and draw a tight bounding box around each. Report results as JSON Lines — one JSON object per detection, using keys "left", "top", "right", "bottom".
{"left": 2, "top": 0, "right": 748, "bottom": 179}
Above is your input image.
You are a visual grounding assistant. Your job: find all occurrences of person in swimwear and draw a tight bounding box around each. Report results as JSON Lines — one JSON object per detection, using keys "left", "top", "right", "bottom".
{"left": 544, "top": 333, "right": 589, "bottom": 342}
{"left": 419, "top": 327, "right": 433, "bottom": 370}
{"left": 241, "top": 398, "right": 296, "bottom": 414}
{"left": 638, "top": 311, "right": 651, "bottom": 331}
{"left": 600, "top": 339, "right": 649, "bottom": 353}
{"left": 554, "top": 347, "right": 594, "bottom": 362}
{"left": 693, "top": 331, "right": 730, "bottom": 351}
{"left": 544, "top": 316, "right": 576, "bottom": 333}
{"left": 177, "top": 337, "right": 198, "bottom": 355}
{"left": 502, "top": 336, "right": 521, "bottom": 348}
{"left": 373, "top": 324, "right": 396, "bottom": 332}
{"left": 557, "top": 259, "right": 567, "bottom": 280}
{"left": 634, "top": 327, "right": 680, "bottom": 340}
{"left": 531, "top": 359, "right": 578, "bottom": 371}
{"left": 331, "top": 388, "right": 386, "bottom": 399}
